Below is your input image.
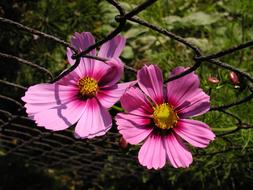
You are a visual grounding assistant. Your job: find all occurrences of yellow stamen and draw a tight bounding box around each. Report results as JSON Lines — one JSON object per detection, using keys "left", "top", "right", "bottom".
{"left": 78, "top": 77, "right": 98, "bottom": 97}
{"left": 153, "top": 103, "right": 178, "bottom": 130}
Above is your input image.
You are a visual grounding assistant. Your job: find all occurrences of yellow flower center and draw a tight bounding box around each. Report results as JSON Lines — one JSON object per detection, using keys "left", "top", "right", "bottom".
{"left": 153, "top": 103, "right": 178, "bottom": 130}
{"left": 78, "top": 77, "right": 98, "bottom": 98}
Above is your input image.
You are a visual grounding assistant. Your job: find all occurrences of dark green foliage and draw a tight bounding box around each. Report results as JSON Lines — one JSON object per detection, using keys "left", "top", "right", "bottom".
{"left": 0, "top": 157, "right": 70, "bottom": 190}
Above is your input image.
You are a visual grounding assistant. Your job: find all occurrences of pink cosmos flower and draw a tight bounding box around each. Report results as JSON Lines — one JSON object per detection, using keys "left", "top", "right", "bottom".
{"left": 22, "top": 32, "right": 133, "bottom": 139}
{"left": 116, "top": 65, "right": 215, "bottom": 169}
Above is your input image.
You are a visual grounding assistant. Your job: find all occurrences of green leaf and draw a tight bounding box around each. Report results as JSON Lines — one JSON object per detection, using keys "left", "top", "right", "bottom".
{"left": 185, "top": 37, "right": 210, "bottom": 51}
{"left": 183, "top": 11, "right": 220, "bottom": 26}
{"left": 163, "top": 12, "right": 221, "bottom": 29}
{"left": 121, "top": 45, "right": 134, "bottom": 59}
{"left": 124, "top": 28, "right": 148, "bottom": 39}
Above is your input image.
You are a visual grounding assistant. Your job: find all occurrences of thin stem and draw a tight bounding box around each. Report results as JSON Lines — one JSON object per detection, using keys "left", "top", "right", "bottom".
{"left": 0, "top": 52, "right": 53, "bottom": 79}
{"left": 0, "top": 16, "right": 75, "bottom": 52}
{"left": 212, "top": 127, "right": 237, "bottom": 132}
{"left": 112, "top": 105, "right": 124, "bottom": 112}
{"left": 106, "top": 0, "right": 125, "bottom": 15}
{"left": 124, "top": 0, "right": 158, "bottom": 19}
{"left": 195, "top": 40, "right": 253, "bottom": 61}
{"left": 128, "top": 16, "right": 201, "bottom": 55}
{"left": 0, "top": 79, "right": 27, "bottom": 90}
{"left": 51, "top": 58, "right": 80, "bottom": 83}
{"left": 72, "top": 22, "right": 126, "bottom": 60}
{"left": 210, "top": 93, "right": 253, "bottom": 111}
{"left": 207, "top": 59, "right": 253, "bottom": 83}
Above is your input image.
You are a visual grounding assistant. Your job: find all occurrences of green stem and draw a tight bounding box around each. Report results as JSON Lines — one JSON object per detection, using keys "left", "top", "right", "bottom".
{"left": 112, "top": 105, "right": 124, "bottom": 112}
{"left": 212, "top": 126, "right": 237, "bottom": 132}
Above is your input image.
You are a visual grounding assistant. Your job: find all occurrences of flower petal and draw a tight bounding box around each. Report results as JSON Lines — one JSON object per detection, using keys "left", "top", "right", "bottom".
{"left": 90, "top": 60, "right": 111, "bottom": 81}
{"left": 137, "top": 65, "right": 164, "bottom": 104}
{"left": 174, "top": 119, "right": 215, "bottom": 148}
{"left": 67, "top": 33, "right": 124, "bottom": 82}
{"left": 167, "top": 67, "right": 200, "bottom": 108}
{"left": 67, "top": 47, "right": 75, "bottom": 65}
{"left": 70, "top": 59, "right": 110, "bottom": 81}
{"left": 21, "top": 83, "right": 79, "bottom": 116}
{"left": 99, "top": 58, "right": 124, "bottom": 87}
{"left": 167, "top": 67, "right": 210, "bottom": 117}
{"left": 75, "top": 98, "right": 112, "bottom": 139}
{"left": 176, "top": 89, "right": 210, "bottom": 117}
{"left": 67, "top": 32, "right": 99, "bottom": 77}
{"left": 120, "top": 86, "right": 153, "bottom": 116}
{"left": 97, "top": 81, "right": 135, "bottom": 109}
{"left": 116, "top": 113, "right": 152, "bottom": 145}
{"left": 56, "top": 69, "right": 80, "bottom": 86}
{"left": 138, "top": 134, "right": 166, "bottom": 169}
{"left": 71, "top": 32, "right": 96, "bottom": 55}
{"left": 163, "top": 132, "right": 193, "bottom": 168}
{"left": 66, "top": 49, "right": 96, "bottom": 78}
{"left": 98, "top": 35, "right": 126, "bottom": 58}
{"left": 34, "top": 99, "right": 86, "bottom": 131}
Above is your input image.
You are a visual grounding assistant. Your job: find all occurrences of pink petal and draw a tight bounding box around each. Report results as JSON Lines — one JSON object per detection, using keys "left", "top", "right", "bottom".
{"left": 21, "top": 83, "right": 79, "bottom": 116}
{"left": 81, "top": 57, "right": 95, "bottom": 76}
{"left": 116, "top": 113, "right": 153, "bottom": 145}
{"left": 67, "top": 33, "right": 124, "bottom": 83}
{"left": 98, "top": 35, "right": 126, "bottom": 58}
{"left": 67, "top": 32, "right": 117, "bottom": 79}
{"left": 71, "top": 32, "right": 96, "bottom": 55}
{"left": 137, "top": 65, "right": 164, "bottom": 105}
{"left": 91, "top": 60, "right": 111, "bottom": 81}
{"left": 56, "top": 69, "right": 80, "bottom": 86}
{"left": 67, "top": 47, "right": 75, "bottom": 65}
{"left": 67, "top": 58, "right": 110, "bottom": 81}
{"left": 166, "top": 67, "right": 210, "bottom": 117}
{"left": 75, "top": 98, "right": 112, "bottom": 139}
{"left": 176, "top": 89, "right": 210, "bottom": 117}
{"left": 74, "top": 58, "right": 96, "bottom": 79}
{"left": 97, "top": 81, "right": 135, "bottom": 109}
{"left": 66, "top": 48, "right": 95, "bottom": 79}
{"left": 138, "top": 134, "right": 166, "bottom": 170}
{"left": 99, "top": 58, "right": 124, "bottom": 87}
{"left": 34, "top": 99, "right": 86, "bottom": 131}
{"left": 120, "top": 86, "right": 153, "bottom": 116}
{"left": 174, "top": 119, "right": 215, "bottom": 148}
{"left": 68, "top": 32, "right": 99, "bottom": 78}
{"left": 167, "top": 67, "right": 200, "bottom": 108}
{"left": 163, "top": 132, "right": 193, "bottom": 168}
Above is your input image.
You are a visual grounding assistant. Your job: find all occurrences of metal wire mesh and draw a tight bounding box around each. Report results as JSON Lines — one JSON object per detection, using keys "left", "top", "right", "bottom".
{"left": 0, "top": 88, "right": 147, "bottom": 185}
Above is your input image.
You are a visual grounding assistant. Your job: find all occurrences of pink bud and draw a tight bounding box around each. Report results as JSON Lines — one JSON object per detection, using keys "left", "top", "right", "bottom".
{"left": 229, "top": 72, "right": 239, "bottom": 85}
{"left": 207, "top": 76, "right": 220, "bottom": 84}
{"left": 119, "top": 136, "right": 128, "bottom": 149}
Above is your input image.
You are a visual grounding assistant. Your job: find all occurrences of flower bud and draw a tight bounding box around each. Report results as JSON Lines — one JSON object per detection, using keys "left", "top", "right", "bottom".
{"left": 229, "top": 72, "right": 239, "bottom": 85}
{"left": 119, "top": 136, "right": 128, "bottom": 149}
{"left": 207, "top": 76, "right": 220, "bottom": 84}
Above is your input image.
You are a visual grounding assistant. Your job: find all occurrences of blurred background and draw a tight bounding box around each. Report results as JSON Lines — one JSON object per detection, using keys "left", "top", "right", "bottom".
{"left": 0, "top": 0, "right": 252, "bottom": 189}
